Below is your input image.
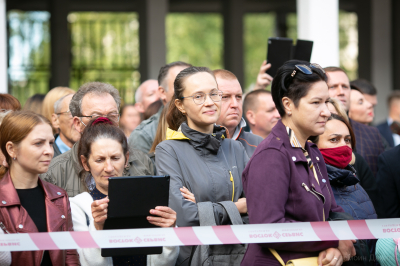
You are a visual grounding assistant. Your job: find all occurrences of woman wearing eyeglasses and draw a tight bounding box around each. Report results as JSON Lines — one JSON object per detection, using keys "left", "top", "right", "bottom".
{"left": 155, "top": 66, "right": 249, "bottom": 266}
{"left": 241, "top": 60, "right": 355, "bottom": 266}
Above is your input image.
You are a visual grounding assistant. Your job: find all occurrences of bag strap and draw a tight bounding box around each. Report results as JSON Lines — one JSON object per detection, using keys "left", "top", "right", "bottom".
{"left": 218, "top": 201, "right": 243, "bottom": 225}
{"left": 197, "top": 202, "right": 217, "bottom": 226}
{"left": 269, "top": 248, "right": 285, "bottom": 266}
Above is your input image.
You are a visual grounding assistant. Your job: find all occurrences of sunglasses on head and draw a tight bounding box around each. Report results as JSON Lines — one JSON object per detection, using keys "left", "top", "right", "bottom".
{"left": 291, "top": 63, "right": 325, "bottom": 78}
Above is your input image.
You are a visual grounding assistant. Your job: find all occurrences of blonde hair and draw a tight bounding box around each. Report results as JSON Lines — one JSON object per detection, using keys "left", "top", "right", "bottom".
{"left": 150, "top": 102, "right": 170, "bottom": 153}
{"left": 328, "top": 98, "right": 349, "bottom": 123}
{"left": 42, "top": 87, "right": 75, "bottom": 133}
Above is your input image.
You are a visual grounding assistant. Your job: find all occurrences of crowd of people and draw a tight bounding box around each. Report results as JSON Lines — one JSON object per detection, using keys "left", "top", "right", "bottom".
{"left": 0, "top": 59, "right": 399, "bottom": 266}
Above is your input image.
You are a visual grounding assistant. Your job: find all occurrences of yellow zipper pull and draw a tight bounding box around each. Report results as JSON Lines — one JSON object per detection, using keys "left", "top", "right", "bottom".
{"left": 229, "top": 171, "right": 235, "bottom": 202}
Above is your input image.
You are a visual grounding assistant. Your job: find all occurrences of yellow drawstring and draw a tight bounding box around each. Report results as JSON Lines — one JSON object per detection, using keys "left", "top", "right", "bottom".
{"left": 229, "top": 171, "right": 235, "bottom": 201}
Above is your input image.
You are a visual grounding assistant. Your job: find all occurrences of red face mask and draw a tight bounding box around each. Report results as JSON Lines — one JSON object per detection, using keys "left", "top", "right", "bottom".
{"left": 319, "top": 145, "right": 353, "bottom": 169}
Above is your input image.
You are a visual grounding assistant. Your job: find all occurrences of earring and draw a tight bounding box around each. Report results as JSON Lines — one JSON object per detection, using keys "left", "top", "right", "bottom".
{"left": 287, "top": 112, "right": 292, "bottom": 116}
{"left": 13, "top": 157, "right": 16, "bottom": 160}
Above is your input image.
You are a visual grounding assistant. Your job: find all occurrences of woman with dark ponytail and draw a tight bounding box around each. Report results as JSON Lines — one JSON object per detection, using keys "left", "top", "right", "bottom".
{"left": 241, "top": 60, "right": 355, "bottom": 266}
{"left": 156, "top": 66, "right": 249, "bottom": 266}
{"left": 69, "top": 117, "right": 178, "bottom": 266}
{"left": 0, "top": 111, "right": 79, "bottom": 266}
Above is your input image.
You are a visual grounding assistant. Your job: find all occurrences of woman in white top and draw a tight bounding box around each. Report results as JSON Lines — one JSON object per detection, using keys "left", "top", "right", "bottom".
{"left": 70, "top": 117, "right": 178, "bottom": 266}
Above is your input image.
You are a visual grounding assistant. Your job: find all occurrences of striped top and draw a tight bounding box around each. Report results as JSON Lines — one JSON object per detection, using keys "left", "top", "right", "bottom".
{"left": 286, "top": 127, "right": 319, "bottom": 185}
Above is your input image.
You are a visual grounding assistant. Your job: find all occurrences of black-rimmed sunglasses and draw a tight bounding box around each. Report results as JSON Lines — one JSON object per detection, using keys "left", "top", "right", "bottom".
{"left": 291, "top": 63, "right": 325, "bottom": 78}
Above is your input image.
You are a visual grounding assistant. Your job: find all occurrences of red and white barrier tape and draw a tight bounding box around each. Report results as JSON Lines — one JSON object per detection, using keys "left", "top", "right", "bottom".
{"left": 1, "top": 218, "right": 400, "bottom": 251}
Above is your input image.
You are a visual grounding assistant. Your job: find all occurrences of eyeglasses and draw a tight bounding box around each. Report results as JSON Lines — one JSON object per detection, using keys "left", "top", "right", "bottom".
{"left": 291, "top": 63, "right": 325, "bottom": 78}
{"left": 78, "top": 113, "right": 120, "bottom": 126}
{"left": 181, "top": 89, "right": 223, "bottom": 105}
{"left": 56, "top": 110, "right": 72, "bottom": 117}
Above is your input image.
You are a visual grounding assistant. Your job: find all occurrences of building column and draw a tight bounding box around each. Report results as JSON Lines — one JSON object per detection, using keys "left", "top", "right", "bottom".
{"left": 297, "top": 0, "right": 339, "bottom": 67}
{"left": 371, "top": 0, "right": 392, "bottom": 123}
{"left": 50, "top": 0, "right": 71, "bottom": 89}
{"left": 223, "top": 0, "right": 244, "bottom": 87}
{"left": 0, "top": 0, "right": 7, "bottom": 93}
{"left": 138, "top": 0, "right": 167, "bottom": 82}
{"left": 356, "top": 0, "right": 372, "bottom": 81}
{"left": 276, "top": 11, "right": 288, "bottom": 38}
{"left": 392, "top": 0, "right": 400, "bottom": 91}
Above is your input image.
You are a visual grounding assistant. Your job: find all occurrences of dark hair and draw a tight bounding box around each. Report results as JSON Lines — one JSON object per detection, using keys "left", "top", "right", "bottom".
{"left": 23, "top": 94, "right": 46, "bottom": 115}
{"left": 350, "top": 79, "right": 377, "bottom": 96}
{"left": 243, "top": 89, "right": 271, "bottom": 115}
{"left": 311, "top": 113, "right": 356, "bottom": 149}
{"left": 157, "top": 61, "right": 192, "bottom": 91}
{"left": 388, "top": 90, "right": 400, "bottom": 107}
{"left": 166, "top": 66, "right": 216, "bottom": 131}
{"left": 78, "top": 117, "right": 128, "bottom": 190}
{"left": 272, "top": 60, "right": 327, "bottom": 117}
{"left": 0, "top": 111, "right": 51, "bottom": 178}
{"left": 0, "top": 94, "right": 21, "bottom": 111}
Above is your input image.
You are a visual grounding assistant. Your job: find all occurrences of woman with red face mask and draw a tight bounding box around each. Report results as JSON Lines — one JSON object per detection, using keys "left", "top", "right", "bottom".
{"left": 312, "top": 113, "right": 377, "bottom": 221}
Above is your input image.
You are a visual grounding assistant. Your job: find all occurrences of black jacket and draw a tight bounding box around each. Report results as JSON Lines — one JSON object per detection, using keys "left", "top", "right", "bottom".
{"left": 376, "top": 145, "right": 400, "bottom": 218}
{"left": 376, "top": 121, "right": 395, "bottom": 148}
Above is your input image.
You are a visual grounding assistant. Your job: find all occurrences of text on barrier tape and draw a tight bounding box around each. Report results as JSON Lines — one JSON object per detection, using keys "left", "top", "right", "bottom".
{"left": 1, "top": 218, "right": 400, "bottom": 251}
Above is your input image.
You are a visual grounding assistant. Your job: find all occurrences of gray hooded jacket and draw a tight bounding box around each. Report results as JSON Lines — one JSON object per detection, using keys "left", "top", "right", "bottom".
{"left": 155, "top": 123, "right": 249, "bottom": 265}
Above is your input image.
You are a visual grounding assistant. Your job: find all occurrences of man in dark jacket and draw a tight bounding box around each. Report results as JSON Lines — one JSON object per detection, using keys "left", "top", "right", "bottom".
{"left": 51, "top": 93, "right": 80, "bottom": 157}
{"left": 324, "top": 66, "right": 385, "bottom": 176}
{"left": 214, "top": 69, "right": 263, "bottom": 157}
{"left": 376, "top": 90, "right": 400, "bottom": 147}
{"left": 376, "top": 145, "right": 400, "bottom": 218}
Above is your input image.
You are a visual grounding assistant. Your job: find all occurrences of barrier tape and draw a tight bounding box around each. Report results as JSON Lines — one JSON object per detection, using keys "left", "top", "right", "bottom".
{"left": 1, "top": 218, "right": 400, "bottom": 251}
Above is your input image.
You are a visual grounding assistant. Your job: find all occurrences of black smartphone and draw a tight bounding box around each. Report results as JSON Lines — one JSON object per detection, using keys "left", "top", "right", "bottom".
{"left": 266, "top": 37, "right": 293, "bottom": 78}
{"left": 293, "top": 39, "right": 313, "bottom": 62}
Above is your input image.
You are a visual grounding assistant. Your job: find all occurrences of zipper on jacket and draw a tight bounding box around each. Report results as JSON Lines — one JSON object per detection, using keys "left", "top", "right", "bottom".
{"left": 302, "top": 183, "right": 320, "bottom": 201}
{"left": 229, "top": 171, "right": 235, "bottom": 202}
{"left": 0, "top": 222, "right": 9, "bottom": 234}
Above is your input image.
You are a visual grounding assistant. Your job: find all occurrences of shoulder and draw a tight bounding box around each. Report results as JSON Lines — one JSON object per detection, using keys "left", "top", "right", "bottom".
{"left": 376, "top": 121, "right": 388, "bottom": 129}
{"left": 70, "top": 192, "right": 92, "bottom": 207}
{"left": 47, "top": 149, "right": 73, "bottom": 170}
{"left": 238, "top": 131, "right": 263, "bottom": 145}
{"left": 131, "top": 113, "right": 159, "bottom": 134}
{"left": 41, "top": 180, "right": 68, "bottom": 196}
{"left": 379, "top": 145, "right": 400, "bottom": 164}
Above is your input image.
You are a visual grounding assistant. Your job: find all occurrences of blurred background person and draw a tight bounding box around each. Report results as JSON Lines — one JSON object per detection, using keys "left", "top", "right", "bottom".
{"left": 22, "top": 93, "right": 45, "bottom": 115}
{"left": 143, "top": 99, "right": 163, "bottom": 120}
{"left": 42, "top": 86, "right": 75, "bottom": 134}
{"left": 0, "top": 93, "right": 21, "bottom": 111}
{"left": 70, "top": 117, "right": 178, "bottom": 266}
{"left": 129, "top": 61, "right": 191, "bottom": 153}
{"left": 0, "top": 111, "right": 79, "bottom": 265}
{"left": 214, "top": 69, "right": 263, "bottom": 157}
{"left": 243, "top": 90, "right": 280, "bottom": 139}
{"left": 52, "top": 94, "right": 80, "bottom": 157}
{"left": 134, "top": 79, "right": 160, "bottom": 116}
{"left": 348, "top": 87, "right": 374, "bottom": 125}
{"left": 324, "top": 66, "right": 384, "bottom": 176}
{"left": 376, "top": 90, "right": 400, "bottom": 148}
{"left": 350, "top": 78, "right": 377, "bottom": 109}
{"left": 119, "top": 104, "right": 141, "bottom": 138}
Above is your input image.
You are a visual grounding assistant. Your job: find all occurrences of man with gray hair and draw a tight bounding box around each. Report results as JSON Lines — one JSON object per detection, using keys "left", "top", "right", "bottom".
{"left": 41, "top": 82, "right": 155, "bottom": 197}
{"left": 51, "top": 93, "right": 80, "bottom": 157}
{"left": 134, "top": 79, "right": 160, "bottom": 115}
{"left": 129, "top": 61, "right": 191, "bottom": 153}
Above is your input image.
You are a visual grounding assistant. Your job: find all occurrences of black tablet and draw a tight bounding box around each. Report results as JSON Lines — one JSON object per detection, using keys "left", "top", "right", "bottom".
{"left": 293, "top": 39, "right": 313, "bottom": 62}
{"left": 266, "top": 37, "right": 293, "bottom": 78}
{"left": 101, "top": 175, "right": 170, "bottom": 257}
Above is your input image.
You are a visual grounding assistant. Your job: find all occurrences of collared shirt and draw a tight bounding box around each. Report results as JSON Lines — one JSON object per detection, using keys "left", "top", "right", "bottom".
{"left": 55, "top": 135, "right": 71, "bottom": 154}
{"left": 286, "top": 126, "right": 319, "bottom": 185}
{"left": 387, "top": 118, "right": 400, "bottom": 146}
{"left": 231, "top": 118, "right": 247, "bottom": 140}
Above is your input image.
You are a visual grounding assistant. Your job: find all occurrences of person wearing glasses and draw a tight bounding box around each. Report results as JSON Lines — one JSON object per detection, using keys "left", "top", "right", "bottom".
{"left": 156, "top": 67, "right": 249, "bottom": 266}
{"left": 41, "top": 82, "right": 155, "bottom": 197}
{"left": 51, "top": 93, "right": 81, "bottom": 157}
{"left": 241, "top": 60, "right": 355, "bottom": 266}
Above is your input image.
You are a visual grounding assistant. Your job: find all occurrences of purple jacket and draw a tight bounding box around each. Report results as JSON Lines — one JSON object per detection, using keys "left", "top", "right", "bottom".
{"left": 241, "top": 120, "right": 344, "bottom": 266}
